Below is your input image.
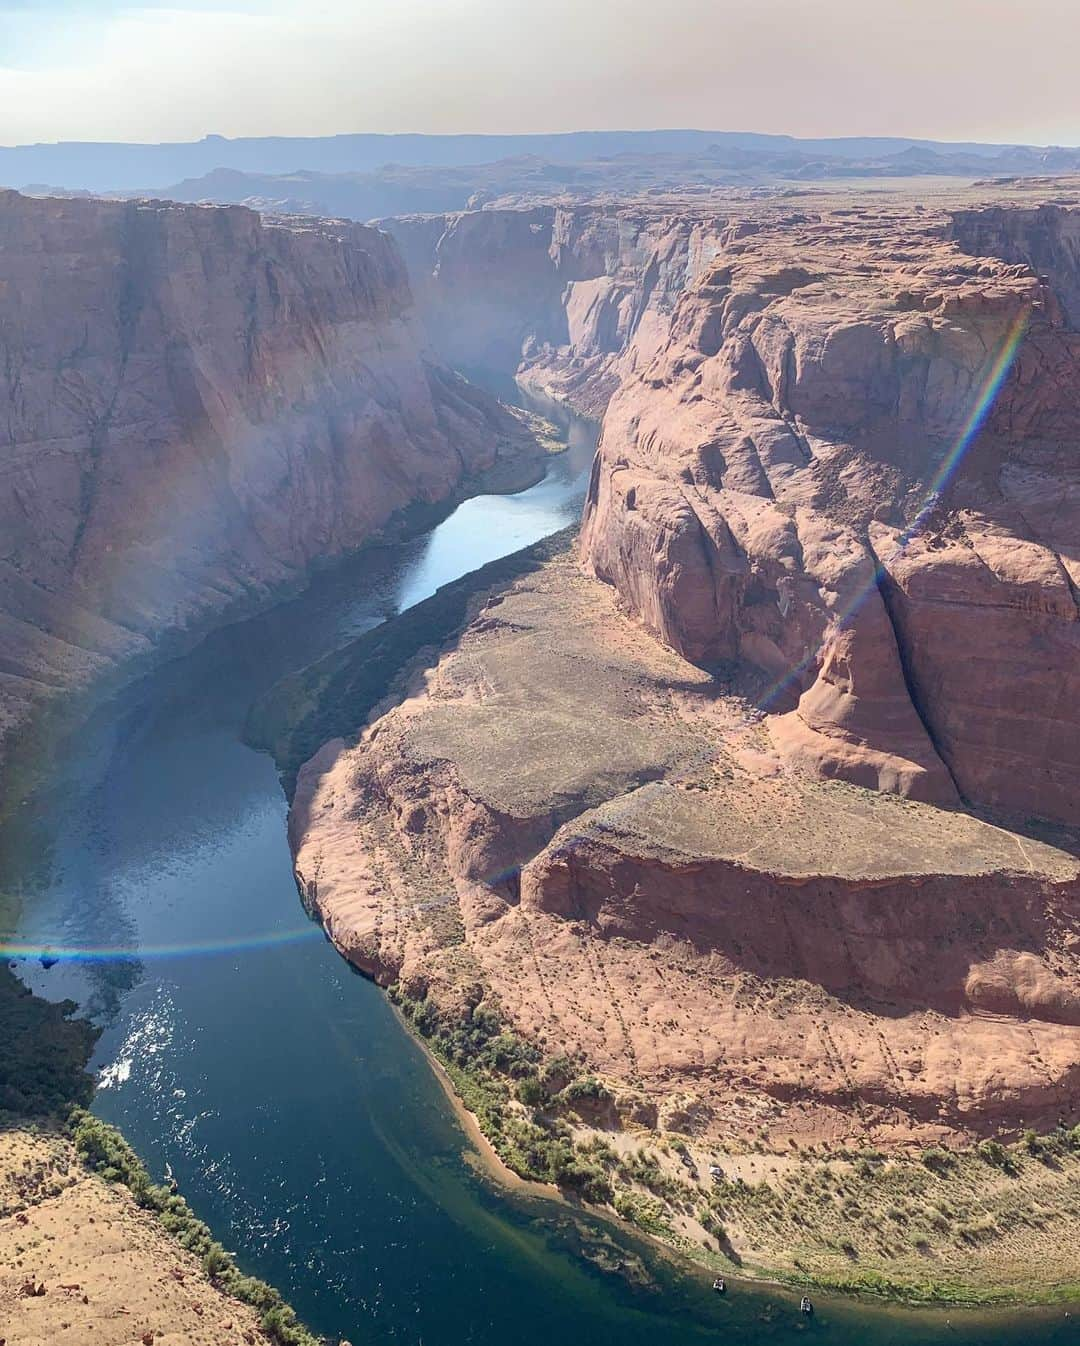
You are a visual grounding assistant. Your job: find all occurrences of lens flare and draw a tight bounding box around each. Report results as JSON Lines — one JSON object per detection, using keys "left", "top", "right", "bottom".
{"left": 1, "top": 924, "right": 327, "bottom": 966}
{"left": 755, "top": 304, "right": 1031, "bottom": 714}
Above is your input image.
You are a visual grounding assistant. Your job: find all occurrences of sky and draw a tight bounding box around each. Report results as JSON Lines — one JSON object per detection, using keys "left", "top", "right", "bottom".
{"left": 1, "top": 0, "right": 1079, "bottom": 147}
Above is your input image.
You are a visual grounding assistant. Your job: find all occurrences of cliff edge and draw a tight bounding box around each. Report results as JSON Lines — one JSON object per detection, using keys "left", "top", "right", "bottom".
{"left": 288, "top": 184, "right": 1080, "bottom": 1298}
{"left": 0, "top": 190, "right": 545, "bottom": 784}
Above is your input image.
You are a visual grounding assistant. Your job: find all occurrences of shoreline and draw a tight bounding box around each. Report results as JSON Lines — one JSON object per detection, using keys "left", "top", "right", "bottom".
{"left": 395, "top": 1004, "right": 1080, "bottom": 1312}
{"left": 384, "top": 988, "right": 1080, "bottom": 1314}
{"left": 390, "top": 998, "right": 562, "bottom": 1202}
{"left": 0, "top": 402, "right": 567, "bottom": 1345}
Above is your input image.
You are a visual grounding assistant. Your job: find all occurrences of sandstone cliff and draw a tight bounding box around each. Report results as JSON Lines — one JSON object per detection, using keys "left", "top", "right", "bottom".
{"left": 380, "top": 203, "right": 732, "bottom": 415}
{"left": 290, "top": 188, "right": 1080, "bottom": 1154}
{"left": 0, "top": 190, "right": 544, "bottom": 776}
{"left": 382, "top": 192, "right": 1080, "bottom": 825}
{"left": 291, "top": 546, "right": 1080, "bottom": 1148}
{"left": 579, "top": 200, "right": 1080, "bottom": 825}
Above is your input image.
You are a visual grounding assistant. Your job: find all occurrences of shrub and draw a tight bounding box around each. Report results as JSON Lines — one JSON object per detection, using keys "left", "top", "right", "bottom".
{"left": 613, "top": 1192, "right": 670, "bottom": 1236}
{"left": 576, "top": 1139, "right": 619, "bottom": 1176}
{"left": 559, "top": 1076, "right": 612, "bottom": 1106}
{"left": 977, "top": 1139, "right": 1009, "bottom": 1169}
{"left": 516, "top": 1076, "right": 546, "bottom": 1107}
{"left": 551, "top": 1155, "right": 613, "bottom": 1204}
{"left": 920, "top": 1146, "right": 955, "bottom": 1174}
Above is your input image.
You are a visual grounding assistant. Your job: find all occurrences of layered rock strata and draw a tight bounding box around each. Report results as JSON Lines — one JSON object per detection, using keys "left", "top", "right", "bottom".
{"left": 291, "top": 549, "right": 1080, "bottom": 1146}
{"left": 579, "top": 200, "right": 1080, "bottom": 824}
{"left": 386, "top": 193, "right": 1080, "bottom": 822}
{"left": 291, "top": 190, "right": 1080, "bottom": 1165}
{"left": 380, "top": 203, "right": 733, "bottom": 415}
{"left": 0, "top": 190, "right": 544, "bottom": 774}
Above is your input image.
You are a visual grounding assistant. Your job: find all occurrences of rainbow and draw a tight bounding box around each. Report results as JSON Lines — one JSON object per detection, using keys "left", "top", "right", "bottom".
{"left": 756, "top": 304, "right": 1031, "bottom": 713}
{"left": 894, "top": 306, "right": 1031, "bottom": 548}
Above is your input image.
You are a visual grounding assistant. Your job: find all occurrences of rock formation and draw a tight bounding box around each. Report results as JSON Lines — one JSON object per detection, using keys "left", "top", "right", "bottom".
{"left": 290, "top": 186, "right": 1080, "bottom": 1180}
{"left": 579, "top": 201, "right": 1080, "bottom": 824}
{"left": 0, "top": 190, "right": 545, "bottom": 776}
{"left": 380, "top": 203, "right": 732, "bottom": 414}
{"left": 386, "top": 191, "right": 1080, "bottom": 824}
{"left": 292, "top": 544, "right": 1080, "bottom": 1151}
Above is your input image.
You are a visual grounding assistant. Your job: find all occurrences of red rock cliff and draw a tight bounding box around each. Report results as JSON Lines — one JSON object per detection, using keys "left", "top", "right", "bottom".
{"left": 380, "top": 196, "right": 1080, "bottom": 826}
{"left": 380, "top": 203, "right": 733, "bottom": 414}
{"left": 0, "top": 191, "right": 541, "bottom": 766}
{"left": 579, "top": 202, "right": 1080, "bottom": 824}
{"left": 290, "top": 188, "right": 1080, "bottom": 1182}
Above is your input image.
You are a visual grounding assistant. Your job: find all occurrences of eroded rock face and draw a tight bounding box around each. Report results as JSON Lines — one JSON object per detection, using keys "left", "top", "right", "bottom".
{"left": 0, "top": 190, "right": 543, "bottom": 766}
{"left": 579, "top": 203, "right": 1080, "bottom": 823}
{"left": 289, "top": 189, "right": 1080, "bottom": 1163}
{"left": 380, "top": 204, "right": 733, "bottom": 416}
{"left": 290, "top": 549, "right": 1080, "bottom": 1146}
{"left": 385, "top": 192, "right": 1080, "bottom": 824}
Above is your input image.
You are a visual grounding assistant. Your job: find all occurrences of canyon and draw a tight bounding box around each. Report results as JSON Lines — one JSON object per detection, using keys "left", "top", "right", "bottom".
{"left": 0, "top": 190, "right": 547, "bottom": 786}
{"left": 4, "top": 168, "right": 1080, "bottom": 1308}
{"left": 361, "top": 186, "right": 1080, "bottom": 826}
{"left": 287, "top": 181, "right": 1080, "bottom": 1287}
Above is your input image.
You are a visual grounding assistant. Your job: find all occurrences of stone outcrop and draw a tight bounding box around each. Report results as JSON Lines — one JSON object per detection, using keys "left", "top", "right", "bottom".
{"left": 0, "top": 190, "right": 545, "bottom": 771}
{"left": 288, "top": 187, "right": 1080, "bottom": 1173}
{"left": 290, "top": 547, "right": 1080, "bottom": 1148}
{"left": 579, "top": 200, "right": 1080, "bottom": 824}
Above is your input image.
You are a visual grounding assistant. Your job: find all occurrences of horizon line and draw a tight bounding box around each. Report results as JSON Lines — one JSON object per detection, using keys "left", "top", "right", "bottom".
{"left": 3, "top": 126, "right": 1078, "bottom": 153}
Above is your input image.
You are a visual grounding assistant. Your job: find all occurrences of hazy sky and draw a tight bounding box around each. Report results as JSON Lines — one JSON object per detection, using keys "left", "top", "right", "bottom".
{"left": 2, "top": 0, "right": 1078, "bottom": 147}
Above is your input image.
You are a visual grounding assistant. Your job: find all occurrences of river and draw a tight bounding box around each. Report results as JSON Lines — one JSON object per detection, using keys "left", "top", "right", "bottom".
{"left": 5, "top": 388, "right": 1075, "bottom": 1346}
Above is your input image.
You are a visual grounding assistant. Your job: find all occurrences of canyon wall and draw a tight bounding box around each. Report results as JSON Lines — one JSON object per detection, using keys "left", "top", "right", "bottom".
{"left": 383, "top": 193, "right": 1080, "bottom": 824}
{"left": 288, "top": 190, "right": 1080, "bottom": 1175}
{"left": 380, "top": 203, "right": 734, "bottom": 415}
{"left": 0, "top": 190, "right": 543, "bottom": 772}
{"left": 578, "top": 201, "right": 1080, "bottom": 824}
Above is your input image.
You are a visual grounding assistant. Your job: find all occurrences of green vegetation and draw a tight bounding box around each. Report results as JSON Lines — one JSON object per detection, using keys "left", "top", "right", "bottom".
{"left": 614, "top": 1191, "right": 672, "bottom": 1237}
{"left": 919, "top": 1146, "right": 956, "bottom": 1175}
{"left": 693, "top": 1125, "right": 1080, "bottom": 1305}
{"left": 0, "top": 964, "right": 99, "bottom": 1117}
{"left": 392, "top": 987, "right": 613, "bottom": 1204}
{"left": 69, "top": 1111, "right": 323, "bottom": 1346}
{"left": 394, "top": 974, "right": 1080, "bottom": 1306}
{"left": 0, "top": 870, "right": 321, "bottom": 1345}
